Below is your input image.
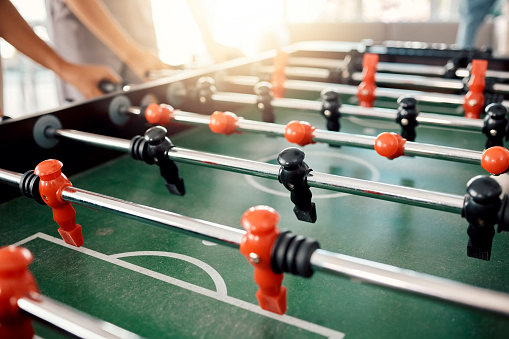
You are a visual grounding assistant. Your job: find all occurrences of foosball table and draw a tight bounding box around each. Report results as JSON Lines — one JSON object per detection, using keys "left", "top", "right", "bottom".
{"left": 1, "top": 41, "right": 509, "bottom": 338}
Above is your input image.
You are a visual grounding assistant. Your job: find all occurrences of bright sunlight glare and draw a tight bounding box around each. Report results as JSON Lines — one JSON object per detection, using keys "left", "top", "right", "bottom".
{"left": 151, "top": 0, "right": 288, "bottom": 65}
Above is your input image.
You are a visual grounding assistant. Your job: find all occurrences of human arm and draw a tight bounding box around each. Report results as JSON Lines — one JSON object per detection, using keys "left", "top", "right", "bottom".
{"left": 63, "top": 0, "right": 170, "bottom": 80}
{"left": 0, "top": 0, "right": 121, "bottom": 99}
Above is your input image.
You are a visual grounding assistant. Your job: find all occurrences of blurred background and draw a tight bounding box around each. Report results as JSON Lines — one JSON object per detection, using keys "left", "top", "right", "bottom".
{"left": 3, "top": 0, "right": 507, "bottom": 118}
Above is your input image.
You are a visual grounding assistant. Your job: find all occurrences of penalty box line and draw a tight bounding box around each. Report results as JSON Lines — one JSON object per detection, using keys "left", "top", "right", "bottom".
{"left": 13, "top": 232, "right": 345, "bottom": 339}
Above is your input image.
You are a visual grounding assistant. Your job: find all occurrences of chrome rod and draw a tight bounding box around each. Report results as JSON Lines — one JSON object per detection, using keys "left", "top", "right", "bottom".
{"left": 235, "top": 118, "right": 286, "bottom": 135}
{"left": 288, "top": 57, "right": 343, "bottom": 69}
{"left": 172, "top": 109, "right": 482, "bottom": 165}
{"left": 377, "top": 62, "right": 445, "bottom": 76}
{"left": 121, "top": 106, "right": 142, "bottom": 117}
{"left": 0, "top": 168, "right": 22, "bottom": 186}
{"left": 18, "top": 292, "right": 142, "bottom": 339}
{"left": 174, "top": 110, "right": 287, "bottom": 136}
{"left": 167, "top": 147, "right": 465, "bottom": 214}
{"left": 169, "top": 147, "right": 279, "bottom": 180}
{"left": 170, "top": 111, "right": 212, "bottom": 125}
{"left": 258, "top": 65, "right": 330, "bottom": 79}
{"left": 402, "top": 142, "right": 481, "bottom": 164}
{"left": 312, "top": 130, "right": 376, "bottom": 149}
{"left": 415, "top": 112, "right": 483, "bottom": 130}
{"left": 308, "top": 171, "right": 464, "bottom": 213}
{"left": 494, "top": 83, "right": 509, "bottom": 92}
{"left": 53, "top": 129, "right": 131, "bottom": 153}
{"left": 456, "top": 68, "right": 509, "bottom": 80}
{"left": 375, "top": 63, "right": 509, "bottom": 82}
{"left": 351, "top": 72, "right": 465, "bottom": 91}
{"left": 272, "top": 97, "right": 322, "bottom": 111}
{"left": 311, "top": 130, "right": 482, "bottom": 164}
{"left": 330, "top": 105, "right": 484, "bottom": 131}
{"left": 61, "top": 186, "right": 244, "bottom": 247}
{"left": 216, "top": 91, "right": 484, "bottom": 132}
{"left": 288, "top": 58, "right": 445, "bottom": 77}
{"left": 222, "top": 76, "right": 509, "bottom": 107}
{"left": 289, "top": 56, "right": 509, "bottom": 80}
{"left": 310, "top": 249, "right": 509, "bottom": 316}
{"left": 212, "top": 92, "right": 257, "bottom": 105}
{"left": 261, "top": 65, "right": 469, "bottom": 91}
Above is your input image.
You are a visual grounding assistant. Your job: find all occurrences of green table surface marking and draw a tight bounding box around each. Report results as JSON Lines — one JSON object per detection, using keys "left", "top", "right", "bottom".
{"left": 2, "top": 103, "right": 509, "bottom": 338}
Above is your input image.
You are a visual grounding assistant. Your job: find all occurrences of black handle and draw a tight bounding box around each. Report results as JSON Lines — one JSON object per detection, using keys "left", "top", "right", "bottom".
{"left": 98, "top": 80, "right": 122, "bottom": 94}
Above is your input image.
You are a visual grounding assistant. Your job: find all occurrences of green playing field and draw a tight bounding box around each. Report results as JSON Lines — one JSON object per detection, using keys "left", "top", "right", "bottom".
{"left": 2, "top": 104, "right": 509, "bottom": 339}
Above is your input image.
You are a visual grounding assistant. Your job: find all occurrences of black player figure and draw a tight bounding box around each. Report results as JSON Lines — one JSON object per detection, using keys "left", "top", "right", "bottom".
{"left": 254, "top": 82, "right": 275, "bottom": 123}
{"left": 396, "top": 96, "right": 419, "bottom": 142}
{"left": 482, "top": 103, "right": 509, "bottom": 148}
{"left": 463, "top": 176, "right": 502, "bottom": 261}
{"left": 196, "top": 77, "right": 217, "bottom": 106}
{"left": 277, "top": 148, "right": 316, "bottom": 223}
{"left": 320, "top": 89, "right": 341, "bottom": 133}
{"left": 328, "top": 50, "right": 361, "bottom": 85}
{"left": 130, "top": 126, "right": 185, "bottom": 196}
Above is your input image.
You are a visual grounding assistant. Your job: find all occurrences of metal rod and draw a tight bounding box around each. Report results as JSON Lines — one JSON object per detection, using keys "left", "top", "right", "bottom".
{"left": 272, "top": 97, "right": 323, "bottom": 111}
{"left": 289, "top": 55, "right": 509, "bottom": 80}
{"left": 167, "top": 147, "right": 465, "bottom": 214}
{"left": 18, "top": 292, "right": 142, "bottom": 339}
{"left": 288, "top": 57, "right": 445, "bottom": 77}
{"left": 61, "top": 186, "right": 244, "bottom": 247}
{"left": 377, "top": 62, "right": 445, "bottom": 76}
{"left": 308, "top": 170, "right": 464, "bottom": 213}
{"left": 174, "top": 110, "right": 287, "bottom": 136}
{"left": 261, "top": 65, "right": 468, "bottom": 92}
{"left": 258, "top": 65, "right": 331, "bottom": 80}
{"left": 214, "top": 91, "right": 484, "bottom": 132}
{"left": 0, "top": 168, "right": 22, "bottom": 186}
{"left": 402, "top": 142, "right": 481, "bottom": 164}
{"left": 282, "top": 63, "right": 509, "bottom": 93}
{"left": 310, "top": 249, "right": 509, "bottom": 316}
{"left": 275, "top": 97, "right": 484, "bottom": 131}
{"left": 211, "top": 92, "right": 257, "bottom": 105}
{"left": 1, "top": 168, "right": 507, "bottom": 316}
{"left": 53, "top": 129, "right": 131, "bottom": 152}
{"left": 121, "top": 106, "right": 142, "bottom": 117}
{"left": 42, "top": 129, "right": 467, "bottom": 214}
{"left": 351, "top": 72, "right": 465, "bottom": 91}
{"left": 222, "top": 75, "right": 509, "bottom": 107}
{"left": 311, "top": 129, "right": 482, "bottom": 164}
{"left": 288, "top": 57, "right": 344, "bottom": 69}
{"left": 173, "top": 105, "right": 483, "bottom": 165}
{"left": 338, "top": 105, "right": 484, "bottom": 131}
{"left": 464, "top": 69, "right": 509, "bottom": 80}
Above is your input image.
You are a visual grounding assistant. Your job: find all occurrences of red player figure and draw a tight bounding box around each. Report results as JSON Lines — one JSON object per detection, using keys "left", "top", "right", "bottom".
{"left": 209, "top": 111, "right": 240, "bottom": 135}
{"left": 35, "top": 159, "right": 83, "bottom": 247}
{"left": 357, "top": 53, "right": 379, "bottom": 107}
{"left": 240, "top": 206, "right": 287, "bottom": 315}
{"left": 285, "top": 120, "right": 316, "bottom": 146}
{"left": 145, "top": 103, "right": 174, "bottom": 125}
{"left": 463, "top": 59, "right": 488, "bottom": 119}
{"left": 0, "top": 246, "right": 39, "bottom": 339}
{"left": 271, "top": 50, "right": 287, "bottom": 98}
{"left": 374, "top": 132, "right": 407, "bottom": 160}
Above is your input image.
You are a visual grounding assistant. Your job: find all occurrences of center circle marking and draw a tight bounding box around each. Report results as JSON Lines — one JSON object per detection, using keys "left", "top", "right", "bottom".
{"left": 244, "top": 150, "right": 380, "bottom": 199}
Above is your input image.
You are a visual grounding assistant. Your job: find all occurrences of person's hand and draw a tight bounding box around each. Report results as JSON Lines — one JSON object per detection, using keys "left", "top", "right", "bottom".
{"left": 126, "top": 49, "right": 174, "bottom": 82}
{"left": 58, "top": 62, "right": 122, "bottom": 99}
